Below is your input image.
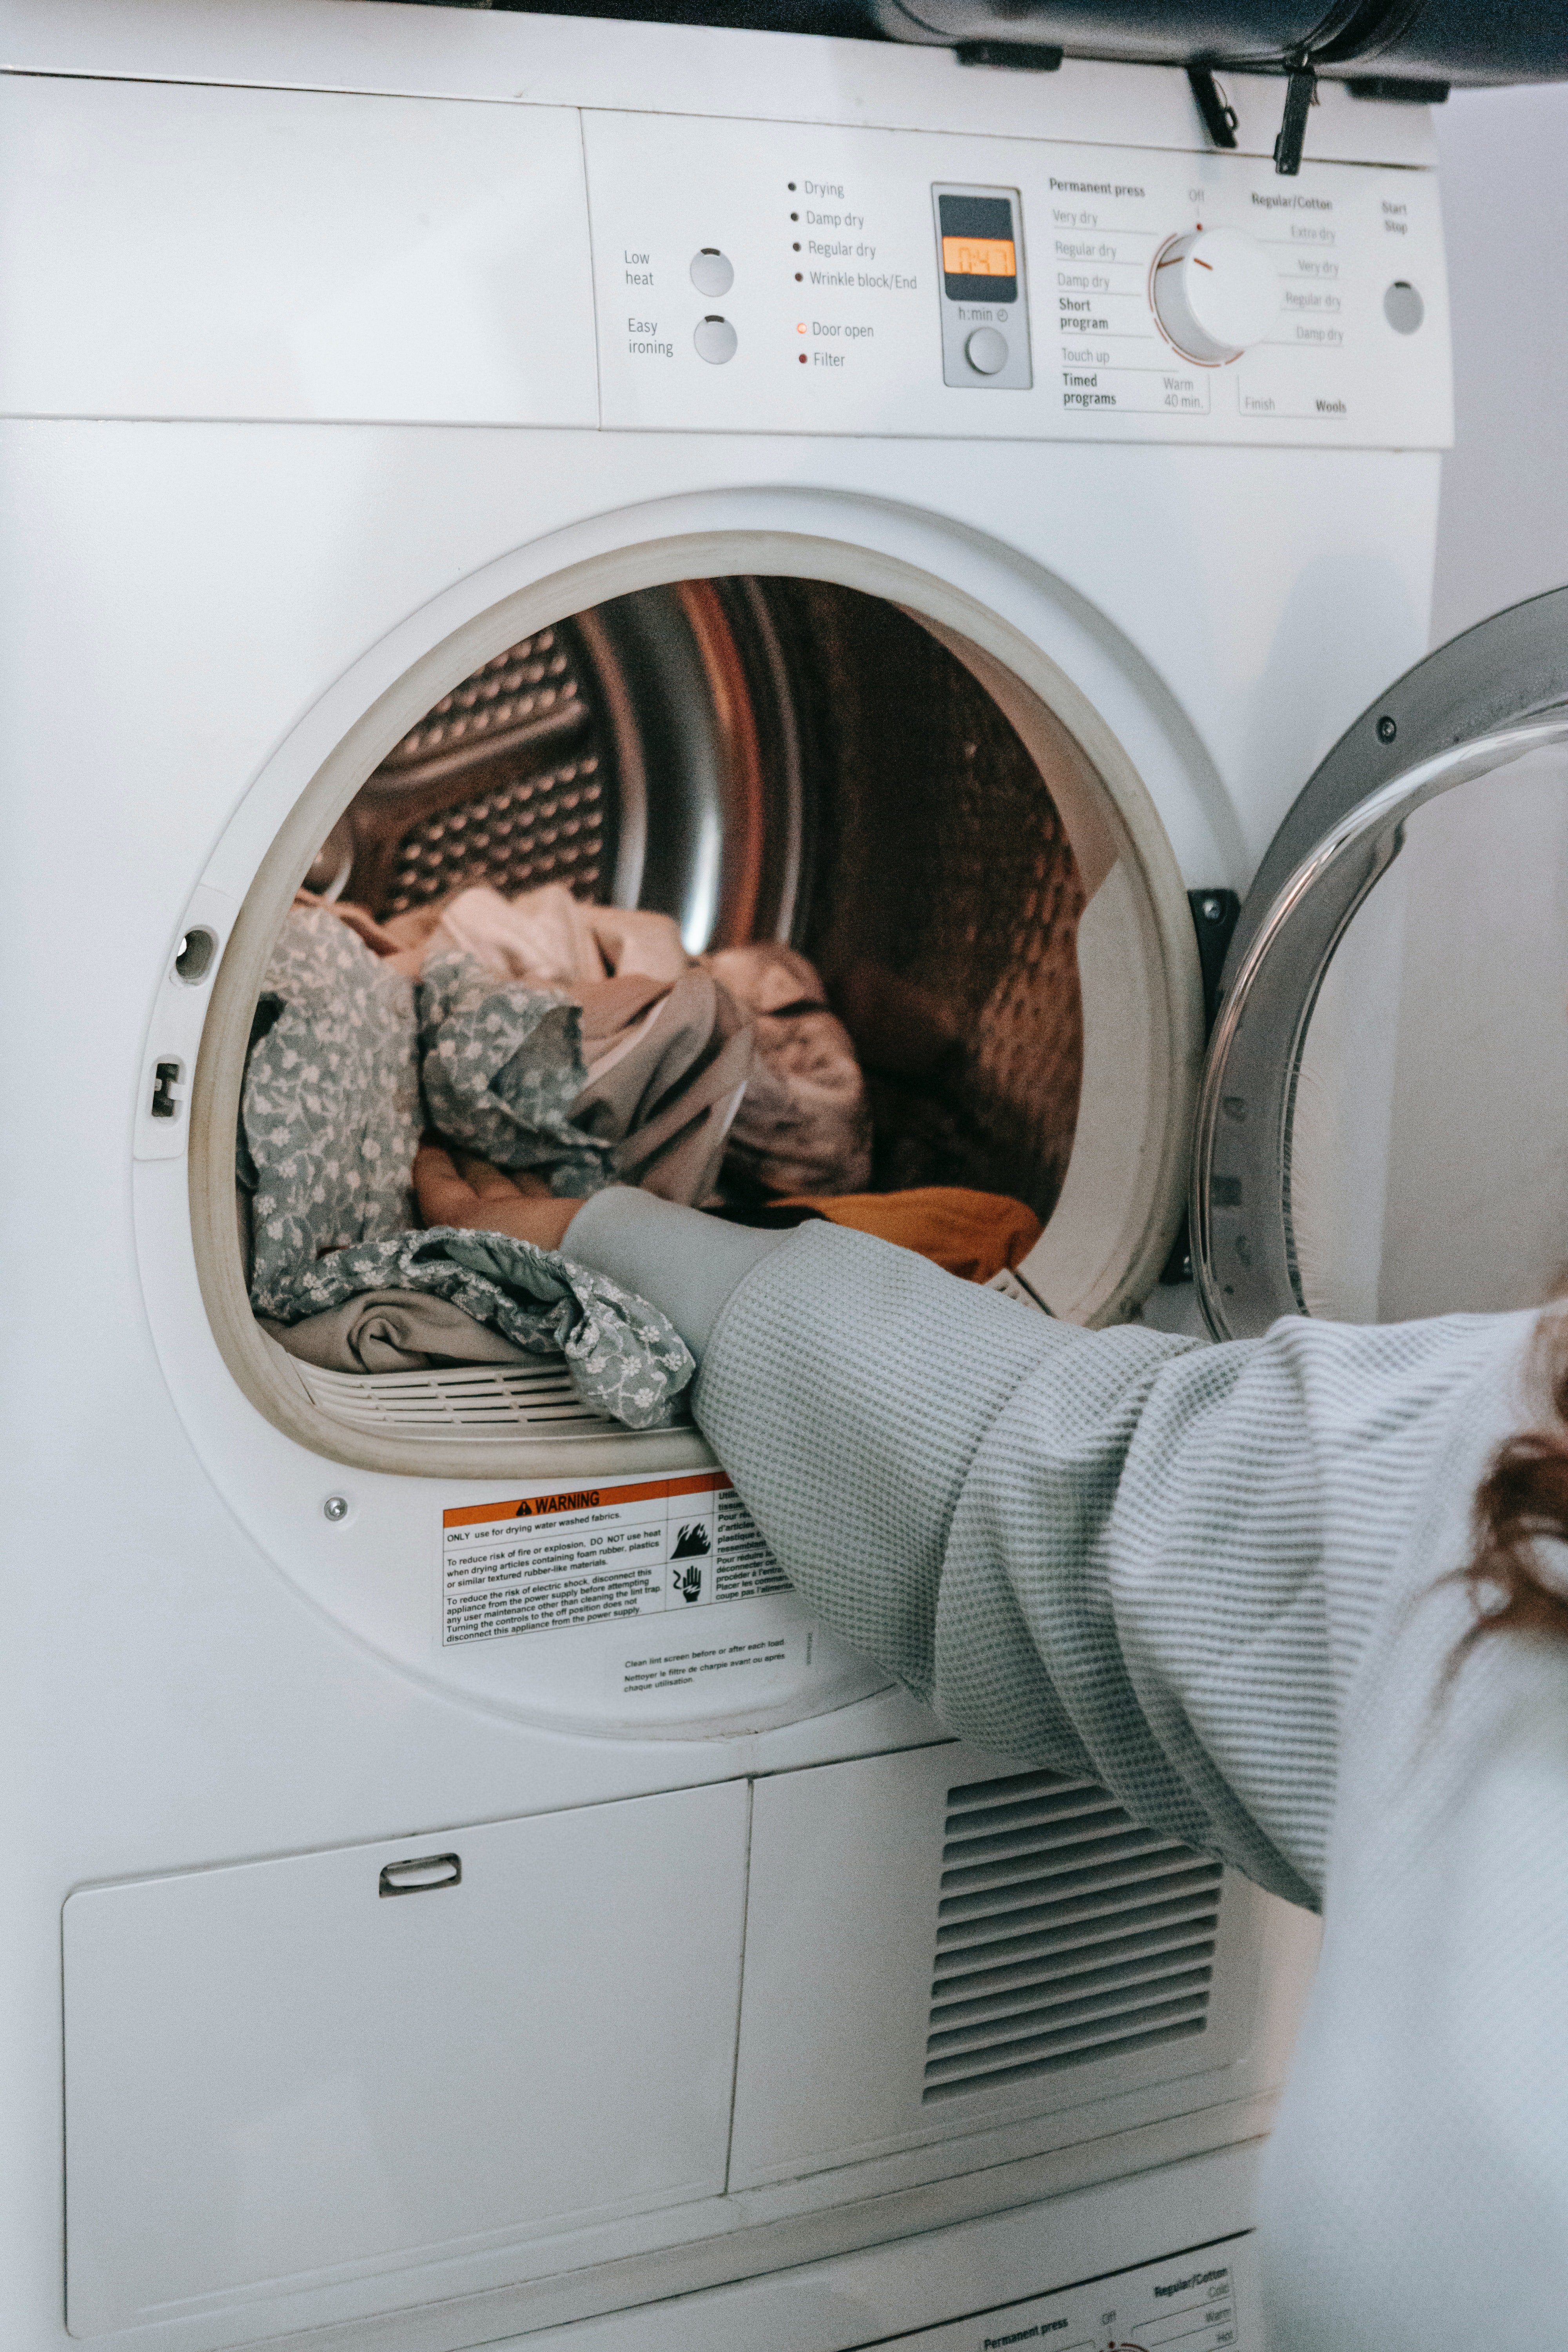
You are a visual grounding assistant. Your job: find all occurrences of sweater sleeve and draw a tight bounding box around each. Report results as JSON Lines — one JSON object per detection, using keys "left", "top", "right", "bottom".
{"left": 689, "top": 1220, "right": 1530, "bottom": 1911}
{"left": 565, "top": 1185, "right": 791, "bottom": 1356}
{"left": 566, "top": 1188, "right": 1529, "bottom": 1910}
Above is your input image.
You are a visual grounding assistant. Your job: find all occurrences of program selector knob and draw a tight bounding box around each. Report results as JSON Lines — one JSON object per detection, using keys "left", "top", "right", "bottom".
{"left": 1151, "top": 225, "right": 1279, "bottom": 364}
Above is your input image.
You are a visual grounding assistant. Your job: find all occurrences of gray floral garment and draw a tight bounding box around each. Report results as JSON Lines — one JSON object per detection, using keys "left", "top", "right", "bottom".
{"left": 416, "top": 950, "right": 613, "bottom": 1197}
{"left": 263, "top": 1227, "right": 693, "bottom": 1429}
{"left": 241, "top": 904, "right": 422, "bottom": 1309}
{"left": 239, "top": 908, "right": 694, "bottom": 1429}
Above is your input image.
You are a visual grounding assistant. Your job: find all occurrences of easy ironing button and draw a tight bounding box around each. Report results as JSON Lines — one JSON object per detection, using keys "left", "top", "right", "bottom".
{"left": 694, "top": 315, "right": 738, "bottom": 364}
{"left": 965, "top": 325, "right": 1009, "bottom": 375}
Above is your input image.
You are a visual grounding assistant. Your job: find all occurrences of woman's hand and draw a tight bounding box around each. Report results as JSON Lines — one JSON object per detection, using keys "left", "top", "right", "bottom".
{"left": 414, "top": 1143, "right": 583, "bottom": 1254}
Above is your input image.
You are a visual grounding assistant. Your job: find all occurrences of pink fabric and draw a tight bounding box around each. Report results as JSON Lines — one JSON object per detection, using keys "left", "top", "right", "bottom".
{"left": 702, "top": 944, "right": 872, "bottom": 1196}
{"left": 381, "top": 883, "right": 690, "bottom": 995}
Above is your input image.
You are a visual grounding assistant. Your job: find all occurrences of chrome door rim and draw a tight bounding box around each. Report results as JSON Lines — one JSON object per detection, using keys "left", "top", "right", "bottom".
{"left": 1193, "top": 710, "right": 1568, "bottom": 1340}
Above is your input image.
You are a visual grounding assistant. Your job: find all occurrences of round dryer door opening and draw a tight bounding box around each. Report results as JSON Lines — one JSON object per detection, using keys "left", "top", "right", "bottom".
{"left": 182, "top": 552, "right": 1200, "bottom": 1733}
{"left": 281, "top": 581, "right": 1094, "bottom": 1231}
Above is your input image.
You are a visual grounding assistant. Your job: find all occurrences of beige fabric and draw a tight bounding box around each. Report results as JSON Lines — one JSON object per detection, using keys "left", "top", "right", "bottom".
{"left": 260, "top": 1288, "right": 531, "bottom": 1374}
{"left": 585, "top": 901, "right": 690, "bottom": 987}
{"left": 572, "top": 973, "right": 671, "bottom": 1081}
{"left": 434, "top": 881, "right": 601, "bottom": 988}
{"left": 376, "top": 895, "right": 448, "bottom": 975}
{"left": 576, "top": 970, "right": 755, "bottom": 1204}
{"left": 703, "top": 943, "right": 872, "bottom": 1196}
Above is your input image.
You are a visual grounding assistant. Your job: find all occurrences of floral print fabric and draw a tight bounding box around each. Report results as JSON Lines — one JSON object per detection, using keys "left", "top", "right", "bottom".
{"left": 416, "top": 950, "right": 615, "bottom": 1198}
{"left": 261, "top": 1227, "right": 693, "bottom": 1429}
{"left": 241, "top": 904, "right": 422, "bottom": 1314}
{"left": 239, "top": 907, "right": 694, "bottom": 1428}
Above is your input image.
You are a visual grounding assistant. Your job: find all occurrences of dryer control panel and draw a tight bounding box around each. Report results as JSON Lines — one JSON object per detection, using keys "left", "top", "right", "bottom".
{"left": 860, "top": 2231, "right": 1259, "bottom": 2350}
{"left": 583, "top": 110, "right": 1450, "bottom": 448}
{"left": 0, "top": 74, "right": 1448, "bottom": 448}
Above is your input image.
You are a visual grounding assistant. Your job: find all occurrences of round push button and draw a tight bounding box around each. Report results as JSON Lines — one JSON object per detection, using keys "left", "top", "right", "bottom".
{"left": 1384, "top": 279, "right": 1424, "bottom": 334}
{"left": 965, "top": 326, "right": 1009, "bottom": 376}
{"left": 694, "top": 315, "right": 738, "bottom": 365}
{"left": 690, "top": 248, "right": 734, "bottom": 298}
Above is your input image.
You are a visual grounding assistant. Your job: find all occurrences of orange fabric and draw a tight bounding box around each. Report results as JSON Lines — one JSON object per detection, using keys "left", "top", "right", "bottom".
{"left": 775, "top": 1187, "right": 1042, "bottom": 1285}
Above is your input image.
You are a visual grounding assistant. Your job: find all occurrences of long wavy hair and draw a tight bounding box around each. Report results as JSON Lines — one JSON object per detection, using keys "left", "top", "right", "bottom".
{"left": 1463, "top": 1307, "right": 1568, "bottom": 1646}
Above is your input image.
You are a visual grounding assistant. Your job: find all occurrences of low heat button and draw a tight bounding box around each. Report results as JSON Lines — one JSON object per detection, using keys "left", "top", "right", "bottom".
{"left": 690, "top": 247, "right": 734, "bottom": 297}
{"left": 965, "top": 325, "right": 1009, "bottom": 375}
{"left": 1151, "top": 225, "right": 1278, "bottom": 363}
{"left": 694, "top": 315, "right": 738, "bottom": 365}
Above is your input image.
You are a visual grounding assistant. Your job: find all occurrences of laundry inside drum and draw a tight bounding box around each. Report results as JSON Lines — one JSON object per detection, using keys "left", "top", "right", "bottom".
{"left": 242, "top": 579, "right": 1091, "bottom": 1441}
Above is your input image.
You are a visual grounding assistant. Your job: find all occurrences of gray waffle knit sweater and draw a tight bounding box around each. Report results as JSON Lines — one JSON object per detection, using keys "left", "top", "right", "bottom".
{"left": 568, "top": 1189, "right": 1568, "bottom": 2351}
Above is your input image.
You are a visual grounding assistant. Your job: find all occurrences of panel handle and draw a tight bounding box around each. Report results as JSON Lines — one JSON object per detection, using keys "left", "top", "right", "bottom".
{"left": 379, "top": 1853, "right": 462, "bottom": 1897}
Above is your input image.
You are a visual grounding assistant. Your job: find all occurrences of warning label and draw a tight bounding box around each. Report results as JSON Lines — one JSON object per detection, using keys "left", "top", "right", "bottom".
{"left": 441, "top": 1472, "right": 791, "bottom": 1647}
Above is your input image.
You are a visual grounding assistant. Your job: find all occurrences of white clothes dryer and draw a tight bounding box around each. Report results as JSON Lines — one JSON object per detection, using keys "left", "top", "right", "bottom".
{"left": 0, "top": 3, "right": 1516, "bottom": 2348}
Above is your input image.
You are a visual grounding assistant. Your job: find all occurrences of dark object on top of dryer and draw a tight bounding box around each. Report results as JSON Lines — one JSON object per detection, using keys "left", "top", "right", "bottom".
{"left": 484, "top": 0, "right": 1568, "bottom": 86}
{"left": 479, "top": 0, "right": 1568, "bottom": 174}
{"left": 866, "top": 0, "right": 1568, "bottom": 87}
{"left": 955, "top": 38, "right": 1064, "bottom": 65}
{"left": 488, "top": 0, "right": 887, "bottom": 31}
{"left": 874, "top": 2, "right": 1568, "bottom": 165}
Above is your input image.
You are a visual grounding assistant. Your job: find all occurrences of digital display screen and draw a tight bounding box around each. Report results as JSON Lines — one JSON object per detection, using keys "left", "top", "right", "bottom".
{"left": 941, "top": 234, "right": 1016, "bottom": 281}
{"left": 938, "top": 193, "right": 1019, "bottom": 301}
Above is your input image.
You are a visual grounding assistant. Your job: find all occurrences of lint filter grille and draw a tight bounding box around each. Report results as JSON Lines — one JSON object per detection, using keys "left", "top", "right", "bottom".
{"left": 924, "top": 1768, "right": 1223, "bottom": 2103}
{"left": 288, "top": 1360, "right": 671, "bottom": 1442}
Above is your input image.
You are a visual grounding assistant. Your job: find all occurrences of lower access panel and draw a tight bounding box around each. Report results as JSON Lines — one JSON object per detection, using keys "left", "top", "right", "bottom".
{"left": 63, "top": 1782, "right": 748, "bottom": 2337}
{"left": 863, "top": 2232, "right": 1257, "bottom": 2350}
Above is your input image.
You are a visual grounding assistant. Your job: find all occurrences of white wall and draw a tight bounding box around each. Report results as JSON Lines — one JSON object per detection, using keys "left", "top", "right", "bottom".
{"left": 1362, "top": 89, "right": 1568, "bottom": 1320}
{"left": 1432, "top": 85, "right": 1568, "bottom": 646}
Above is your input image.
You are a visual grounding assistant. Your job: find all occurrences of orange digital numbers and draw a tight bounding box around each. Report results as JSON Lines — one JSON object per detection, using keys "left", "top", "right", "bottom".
{"left": 942, "top": 234, "right": 1016, "bottom": 279}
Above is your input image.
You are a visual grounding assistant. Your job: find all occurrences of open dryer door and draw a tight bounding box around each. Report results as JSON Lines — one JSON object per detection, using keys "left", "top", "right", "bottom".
{"left": 1193, "top": 586, "right": 1568, "bottom": 1339}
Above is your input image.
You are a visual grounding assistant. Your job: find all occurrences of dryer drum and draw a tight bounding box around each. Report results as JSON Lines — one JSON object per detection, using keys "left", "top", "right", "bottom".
{"left": 303, "top": 578, "right": 1088, "bottom": 1217}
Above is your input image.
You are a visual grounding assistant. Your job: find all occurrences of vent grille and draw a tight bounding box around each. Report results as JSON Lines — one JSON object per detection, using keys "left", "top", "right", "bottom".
{"left": 285, "top": 1358, "right": 677, "bottom": 1442}
{"left": 924, "top": 1768, "right": 1223, "bottom": 2104}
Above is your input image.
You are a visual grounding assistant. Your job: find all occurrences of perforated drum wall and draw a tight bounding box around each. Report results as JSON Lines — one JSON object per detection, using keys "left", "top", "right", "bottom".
{"left": 310, "top": 576, "right": 1087, "bottom": 1226}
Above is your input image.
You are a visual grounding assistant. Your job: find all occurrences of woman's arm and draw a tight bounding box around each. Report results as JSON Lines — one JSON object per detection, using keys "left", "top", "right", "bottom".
{"left": 694, "top": 1221, "right": 1530, "bottom": 1911}
{"left": 413, "top": 1145, "right": 789, "bottom": 1352}
{"left": 415, "top": 1153, "right": 1527, "bottom": 1910}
